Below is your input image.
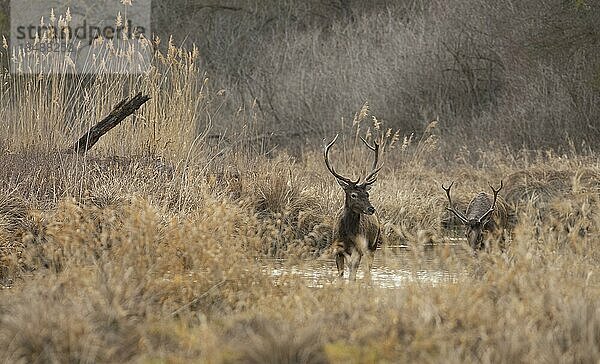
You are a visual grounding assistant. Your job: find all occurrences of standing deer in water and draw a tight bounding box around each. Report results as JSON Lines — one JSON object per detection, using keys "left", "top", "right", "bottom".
{"left": 442, "top": 181, "right": 504, "bottom": 250}
{"left": 324, "top": 134, "right": 382, "bottom": 281}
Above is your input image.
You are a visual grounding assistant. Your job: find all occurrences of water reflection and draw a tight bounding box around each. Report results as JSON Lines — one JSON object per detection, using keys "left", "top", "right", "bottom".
{"left": 266, "top": 240, "right": 470, "bottom": 288}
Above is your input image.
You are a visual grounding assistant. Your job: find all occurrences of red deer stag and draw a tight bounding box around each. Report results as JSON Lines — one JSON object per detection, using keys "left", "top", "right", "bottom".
{"left": 442, "top": 181, "right": 503, "bottom": 250}
{"left": 324, "top": 134, "right": 382, "bottom": 281}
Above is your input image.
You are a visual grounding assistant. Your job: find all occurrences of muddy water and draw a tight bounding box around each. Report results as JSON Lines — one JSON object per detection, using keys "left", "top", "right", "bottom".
{"left": 266, "top": 240, "right": 470, "bottom": 288}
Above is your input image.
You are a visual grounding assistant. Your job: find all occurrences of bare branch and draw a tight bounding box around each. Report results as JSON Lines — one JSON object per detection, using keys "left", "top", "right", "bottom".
{"left": 69, "top": 93, "right": 150, "bottom": 154}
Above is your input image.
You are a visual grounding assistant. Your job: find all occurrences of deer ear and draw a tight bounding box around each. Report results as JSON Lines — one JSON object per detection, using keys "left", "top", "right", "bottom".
{"left": 337, "top": 179, "right": 350, "bottom": 189}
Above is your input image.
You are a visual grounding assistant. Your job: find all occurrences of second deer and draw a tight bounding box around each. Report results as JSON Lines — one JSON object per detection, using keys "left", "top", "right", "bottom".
{"left": 442, "top": 181, "right": 504, "bottom": 250}
{"left": 324, "top": 134, "right": 382, "bottom": 281}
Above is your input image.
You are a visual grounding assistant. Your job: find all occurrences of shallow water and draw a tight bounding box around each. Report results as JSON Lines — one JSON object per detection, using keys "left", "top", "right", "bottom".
{"left": 266, "top": 240, "right": 470, "bottom": 288}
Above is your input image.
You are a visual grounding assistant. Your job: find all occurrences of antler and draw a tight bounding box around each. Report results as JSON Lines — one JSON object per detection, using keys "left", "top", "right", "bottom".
{"left": 324, "top": 134, "right": 359, "bottom": 185}
{"left": 442, "top": 182, "right": 469, "bottom": 224}
{"left": 358, "top": 137, "right": 383, "bottom": 187}
{"left": 478, "top": 180, "right": 503, "bottom": 223}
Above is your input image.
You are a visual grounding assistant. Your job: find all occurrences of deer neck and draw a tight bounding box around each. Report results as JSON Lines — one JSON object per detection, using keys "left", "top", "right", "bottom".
{"left": 341, "top": 205, "right": 361, "bottom": 237}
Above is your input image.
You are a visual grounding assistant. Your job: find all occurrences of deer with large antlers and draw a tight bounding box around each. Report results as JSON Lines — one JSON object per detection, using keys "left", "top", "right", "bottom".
{"left": 442, "top": 181, "right": 504, "bottom": 250}
{"left": 324, "top": 134, "right": 382, "bottom": 281}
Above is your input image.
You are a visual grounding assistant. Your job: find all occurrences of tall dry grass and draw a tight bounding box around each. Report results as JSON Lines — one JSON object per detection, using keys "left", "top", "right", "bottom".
{"left": 0, "top": 7, "right": 598, "bottom": 364}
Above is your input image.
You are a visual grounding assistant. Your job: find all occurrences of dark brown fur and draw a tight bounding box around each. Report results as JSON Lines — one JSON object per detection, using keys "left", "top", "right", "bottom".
{"left": 331, "top": 186, "right": 381, "bottom": 280}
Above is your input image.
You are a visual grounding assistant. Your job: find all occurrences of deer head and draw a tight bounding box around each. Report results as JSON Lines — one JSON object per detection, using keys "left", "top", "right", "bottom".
{"left": 442, "top": 181, "right": 503, "bottom": 249}
{"left": 324, "top": 134, "right": 382, "bottom": 215}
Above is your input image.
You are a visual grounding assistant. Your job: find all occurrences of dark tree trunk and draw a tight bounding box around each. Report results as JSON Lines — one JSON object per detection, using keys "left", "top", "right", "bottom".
{"left": 69, "top": 93, "right": 150, "bottom": 154}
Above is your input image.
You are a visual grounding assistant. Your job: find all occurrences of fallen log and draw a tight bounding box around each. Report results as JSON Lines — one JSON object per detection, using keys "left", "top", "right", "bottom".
{"left": 70, "top": 92, "right": 151, "bottom": 154}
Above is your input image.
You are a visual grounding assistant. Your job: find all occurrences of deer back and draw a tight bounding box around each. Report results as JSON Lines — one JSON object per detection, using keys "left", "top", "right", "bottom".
{"left": 466, "top": 192, "right": 493, "bottom": 221}
{"left": 466, "top": 192, "right": 511, "bottom": 230}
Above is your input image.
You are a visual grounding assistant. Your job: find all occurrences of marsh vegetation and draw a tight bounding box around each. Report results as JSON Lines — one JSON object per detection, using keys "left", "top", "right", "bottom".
{"left": 0, "top": 1, "right": 599, "bottom": 363}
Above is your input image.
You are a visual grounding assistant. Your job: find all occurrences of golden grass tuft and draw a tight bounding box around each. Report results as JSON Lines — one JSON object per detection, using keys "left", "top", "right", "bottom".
{"left": 225, "top": 316, "right": 328, "bottom": 364}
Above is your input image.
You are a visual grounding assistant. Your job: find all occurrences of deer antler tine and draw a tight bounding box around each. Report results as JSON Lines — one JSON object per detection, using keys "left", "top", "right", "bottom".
{"left": 331, "top": 133, "right": 339, "bottom": 144}
{"left": 360, "top": 136, "right": 377, "bottom": 151}
{"left": 359, "top": 136, "right": 381, "bottom": 187}
{"left": 488, "top": 180, "right": 503, "bottom": 195}
{"left": 489, "top": 180, "right": 503, "bottom": 208}
{"left": 324, "top": 134, "right": 355, "bottom": 185}
{"left": 479, "top": 180, "right": 503, "bottom": 223}
{"left": 441, "top": 181, "right": 455, "bottom": 202}
{"left": 441, "top": 181, "right": 469, "bottom": 224}
{"left": 363, "top": 164, "right": 383, "bottom": 185}
{"left": 442, "top": 181, "right": 454, "bottom": 192}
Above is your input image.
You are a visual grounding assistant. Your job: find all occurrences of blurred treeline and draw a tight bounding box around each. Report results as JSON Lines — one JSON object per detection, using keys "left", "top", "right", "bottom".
{"left": 4, "top": 1, "right": 600, "bottom": 151}
{"left": 154, "top": 0, "right": 600, "bottom": 152}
